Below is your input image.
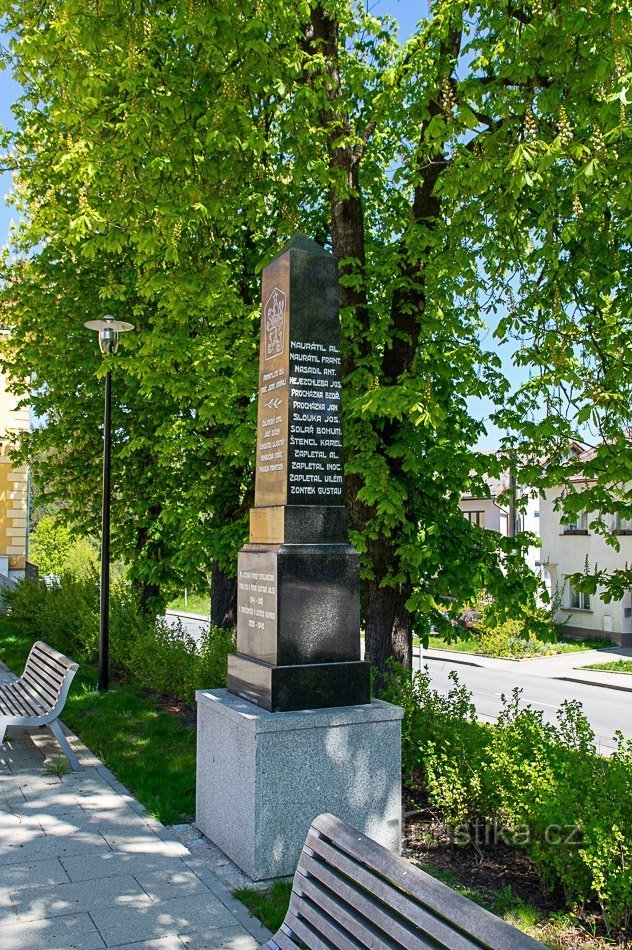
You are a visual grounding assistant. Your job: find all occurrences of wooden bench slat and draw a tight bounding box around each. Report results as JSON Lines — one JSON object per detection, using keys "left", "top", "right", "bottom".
{"left": 295, "top": 870, "right": 420, "bottom": 950}
{"left": 0, "top": 691, "right": 27, "bottom": 716}
{"left": 29, "top": 657, "right": 67, "bottom": 684}
{"left": 302, "top": 836, "right": 479, "bottom": 948}
{"left": 296, "top": 850, "right": 472, "bottom": 950}
{"left": 309, "top": 816, "right": 542, "bottom": 949}
{"left": 26, "top": 652, "right": 67, "bottom": 687}
{"left": 280, "top": 912, "right": 339, "bottom": 950}
{"left": 22, "top": 669, "right": 61, "bottom": 706}
{"left": 13, "top": 682, "right": 47, "bottom": 716}
{"left": 31, "top": 640, "right": 78, "bottom": 671}
{"left": 272, "top": 926, "right": 302, "bottom": 949}
{"left": 1, "top": 682, "right": 43, "bottom": 717}
{"left": 291, "top": 892, "right": 390, "bottom": 949}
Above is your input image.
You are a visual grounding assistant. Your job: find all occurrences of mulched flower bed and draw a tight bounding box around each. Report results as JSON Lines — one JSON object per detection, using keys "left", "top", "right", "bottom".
{"left": 402, "top": 794, "right": 628, "bottom": 948}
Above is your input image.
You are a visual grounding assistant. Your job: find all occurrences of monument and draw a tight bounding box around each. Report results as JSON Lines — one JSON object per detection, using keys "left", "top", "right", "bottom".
{"left": 227, "top": 232, "right": 370, "bottom": 711}
{"left": 196, "top": 234, "right": 402, "bottom": 880}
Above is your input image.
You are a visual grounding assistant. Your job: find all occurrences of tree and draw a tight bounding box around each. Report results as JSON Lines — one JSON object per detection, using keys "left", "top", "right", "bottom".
{"left": 1, "top": 0, "right": 629, "bottom": 673}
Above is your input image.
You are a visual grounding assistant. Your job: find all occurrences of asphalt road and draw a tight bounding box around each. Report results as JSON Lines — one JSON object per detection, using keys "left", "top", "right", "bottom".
{"left": 417, "top": 653, "right": 631, "bottom": 754}
{"left": 165, "top": 610, "right": 209, "bottom": 641}
{"left": 165, "top": 611, "right": 630, "bottom": 753}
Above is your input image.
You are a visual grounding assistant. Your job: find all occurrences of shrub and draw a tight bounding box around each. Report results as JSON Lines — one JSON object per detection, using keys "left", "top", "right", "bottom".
{"left": 121, "top": 617, "right": 234, "bottom": 705}
{"left": 475, "top": 601, "right": 566, "bottom": 657}
{"left": 383, "top": 664, "right": 632, "bottom": 933}
{"left": 382, "top": 663, "right": 491, "bottom": 829}
{"left": 2, "top": 573, "right": 99, "bottom": 658}
{"left": 1, "top": 572, "right": 235, "bottom": 706}
{"left": 29, "top": 516, "right": 100, "bottom": 579}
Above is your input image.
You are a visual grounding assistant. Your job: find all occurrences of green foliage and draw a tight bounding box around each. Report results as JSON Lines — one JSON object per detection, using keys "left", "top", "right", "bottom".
{"left": 124, "top": 618, "right": 234, "bottom": 706}
{"left": 1, "top": 572, "right": 234, "bottom": 706}
{"left": 29, "top": 514, "right": 101, "bottom": 580}
{"left": 476, "top": 601, "right": 564, "bottom": 658}
{"left": 383, "top": 664, "right": 632, "bottom": 932}
{"left": 28, "top": 515, "right": 75, "bottom": 576}
{"left": 583, "top": 660, "right": 632, "bottom": 674}
{"left": 2, "top": 574, "right": 99, "bottom": 658}
{"left": 0, "top": 0, "right": 629, "bottom": 668}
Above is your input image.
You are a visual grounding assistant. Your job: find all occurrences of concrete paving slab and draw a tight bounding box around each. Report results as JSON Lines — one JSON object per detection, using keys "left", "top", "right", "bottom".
{"left": 0, "top": 910, "right": 106, "bottom": 949}
{"left": 115, "top": 938, "right": 184, "bottom": 950}
{"left": 61, "top": 852, "right": 192, "bottom": 884}
{"left": 0, "top": 857, "right": 69, "bottom": 890}
{"left": 98, "top": 832, "right": 191, "bottom": 858}
{"left": 133, "top": 869, "right": 209, "bottom": 903}
{"left": 0, "top": 831, "right": 110, "bottom": 866}
{"left": 9, "top": 874, "right": 152, "bottom": 923}
{"left": 178, "top": 929, "right": 258, "bottom": 949}
{"left": 0, "top": 658, "right": 273, "bottom": 949}
{"left": 92, "top": 893, "right": 239, "bottom": 947}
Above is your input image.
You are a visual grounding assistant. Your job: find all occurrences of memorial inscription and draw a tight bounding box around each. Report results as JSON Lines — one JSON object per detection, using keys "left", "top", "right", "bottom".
{"left": 228, "top": 232, "right": 370, "bottom": 712}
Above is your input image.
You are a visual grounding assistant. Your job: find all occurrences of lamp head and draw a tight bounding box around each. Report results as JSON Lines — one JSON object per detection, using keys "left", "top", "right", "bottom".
{"left": 84, "top": 314, "right": 134, "bottom": 355}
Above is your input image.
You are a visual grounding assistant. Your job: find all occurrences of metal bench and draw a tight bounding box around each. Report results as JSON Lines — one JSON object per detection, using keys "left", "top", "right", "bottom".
{"left": 0, "top": 640, "right": 82, "bottom": 771}
{"left": 264, "top": 813, "right": 544, "bottom": 949}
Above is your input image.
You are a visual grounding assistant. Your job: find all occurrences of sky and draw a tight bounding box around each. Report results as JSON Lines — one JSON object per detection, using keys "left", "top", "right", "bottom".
{"left": 0, "top": 2, "right": 522, "bottom": 450}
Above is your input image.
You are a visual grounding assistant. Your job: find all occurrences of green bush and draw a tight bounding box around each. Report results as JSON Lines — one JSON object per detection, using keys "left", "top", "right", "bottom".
{"left": 475, "top": 601, "right": 568, "bottom": 657}
{"left": 122, "top": 617, "right": 235, "bottom": 705}
{"left": 382, "top": 663, "right": 491, "bottom": 828}
{"left": 1, "top": 573, "right": 235, "bottom": 707}
{"left": 29, "top": 516, "right": 100, "bottom": 578}
{"left": 2, "top": 573, "right": 99, "bottom": 658}
{"left": 383, "top": 663, "right": 632, "bottom": 934}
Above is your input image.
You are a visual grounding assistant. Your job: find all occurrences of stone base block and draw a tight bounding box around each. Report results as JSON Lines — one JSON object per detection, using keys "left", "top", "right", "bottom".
{"left": 227, "top": 653, "right": 370, "bottom": 712}
{"left": 196, "top": 689, "right": 403, "bottom": 881}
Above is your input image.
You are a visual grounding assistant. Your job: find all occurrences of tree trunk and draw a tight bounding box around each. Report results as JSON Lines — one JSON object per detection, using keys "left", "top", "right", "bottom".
{"left": 365, "top": 579, "right": 413, "bottom": 692}
{"left": 211, "top": 561, "right": 236, "bottom": 628}
{"left": 133, "top": 578, "right": 161, "bottom": 617}
{"left": 132, "top": 503, "right": 163, "bottom": 617}
{"left": 302, "top": 5, "right": 458, "bottom": 681}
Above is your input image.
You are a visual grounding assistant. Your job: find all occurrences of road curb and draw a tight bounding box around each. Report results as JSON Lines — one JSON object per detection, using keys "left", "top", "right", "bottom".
{"left": 165, "top": 609, "right": 209, "bottom": 621}
{"left": 419, "top": 654, "right": 483, "bottom": 669}
{"left": 555, "top": 675, "right": 632, "bottom": 694}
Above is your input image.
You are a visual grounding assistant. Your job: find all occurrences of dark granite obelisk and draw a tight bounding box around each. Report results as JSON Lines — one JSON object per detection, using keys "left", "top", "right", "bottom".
{"left": 227, "top": 233, "right": 370, "bottom": 712}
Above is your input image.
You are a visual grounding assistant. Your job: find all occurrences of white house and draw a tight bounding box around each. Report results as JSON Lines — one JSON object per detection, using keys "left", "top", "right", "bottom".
{"left": 460, "top": 468, "right": 544, "bottom": 581}
{"left": 460, "top": 471, "right": 510, "bottom": 536}
{"left": 539, "top": 481, "right": 632, "bottom": 647}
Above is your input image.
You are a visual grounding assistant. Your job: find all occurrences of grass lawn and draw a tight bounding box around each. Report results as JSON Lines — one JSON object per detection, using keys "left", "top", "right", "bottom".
{"left": 581, "top": 659, "right": 632, "bottom": 674}
{"left": 424, "top": 633, "right": 611, "bottom": 658}
{"left": 167, "top": 593, "right": 210, "bottom": 616}
{"left": 234, "top": 880, "right": 293, "bottom": 934}
{"left": 0, "top": 615, "right": 196, "bottom": 824}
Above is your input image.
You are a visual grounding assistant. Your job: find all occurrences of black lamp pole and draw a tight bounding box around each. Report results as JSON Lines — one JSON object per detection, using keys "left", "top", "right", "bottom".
{"left": 99, "top": 368, "right": 112, "bottom": 691}
{"left": 84, "top": 315, "right": 134, "bottom": 692}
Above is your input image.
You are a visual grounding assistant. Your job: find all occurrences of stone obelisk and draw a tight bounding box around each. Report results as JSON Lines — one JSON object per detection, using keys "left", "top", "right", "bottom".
{"left": 227, "top": 233, "right": 370, "bottom": 712}
{"left": 196, "top": 234, "right": 401, "bottom": 881}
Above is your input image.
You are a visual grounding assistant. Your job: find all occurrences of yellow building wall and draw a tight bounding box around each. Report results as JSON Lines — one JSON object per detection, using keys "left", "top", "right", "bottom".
{"left": 0, "top": 360, "right": 30, "bottom": 570}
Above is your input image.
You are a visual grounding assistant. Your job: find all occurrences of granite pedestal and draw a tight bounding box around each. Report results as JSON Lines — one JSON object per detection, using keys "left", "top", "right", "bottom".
{"left": 196, "top": 689, "right": 403, "bottom": 881}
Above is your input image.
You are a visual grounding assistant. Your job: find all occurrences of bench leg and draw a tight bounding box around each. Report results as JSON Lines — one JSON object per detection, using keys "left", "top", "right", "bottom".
{"left": 49, "top": 719, "right": 83, "bottom": 771}
{"left": 0, "top": 722, "right": 6, "bottom": 747}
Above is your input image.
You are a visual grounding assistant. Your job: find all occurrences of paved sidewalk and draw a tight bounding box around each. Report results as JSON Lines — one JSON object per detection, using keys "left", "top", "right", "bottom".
{"left": 420, "top": 644, "right": 632, "bottom": 692}
{"left": 0, "top": 666, "right": 272, "bottom": 949}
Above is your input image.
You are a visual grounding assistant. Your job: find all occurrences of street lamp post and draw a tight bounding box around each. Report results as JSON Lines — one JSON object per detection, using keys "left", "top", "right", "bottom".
{"left": 84, "top": 315, "right": 134, "bottom": 692}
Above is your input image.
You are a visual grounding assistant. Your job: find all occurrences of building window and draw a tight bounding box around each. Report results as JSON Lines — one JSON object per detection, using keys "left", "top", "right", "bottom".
{"left": 564, "top": 511, "right": 589, "bottom": 534}
{"left": 534, "top": 511, "right": 540, "bottom": 519}
{"left": 464, "top": 510, "right": 485, "bottom": 528}
{"left": 567, "top": 579, "right": 590, "bottom": 611}
{"left": 614, "top": 514, "right": 632, "bottom": 535}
